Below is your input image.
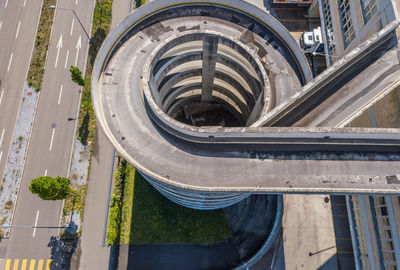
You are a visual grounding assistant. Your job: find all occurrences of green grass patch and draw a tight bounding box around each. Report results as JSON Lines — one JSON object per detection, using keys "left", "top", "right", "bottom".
{"left": 119, "top": 164, "right": 232, "bottom": 245}
{"left": 27, "top": 0, "right": 56, "bottom": 91}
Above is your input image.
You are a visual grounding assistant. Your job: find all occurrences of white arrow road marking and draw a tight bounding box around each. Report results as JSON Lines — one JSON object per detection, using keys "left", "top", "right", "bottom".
{"left": 0, "top": 89, "right": 3, "bottom": 104}
{"left": 0, "top": 129, "right": 4, "bottom": 147}
{"left": 32, "top": 210, "right": 39, "bottom": 237}
{"left": 49, "top": 128, "right": 55, "bottom": 151}
{"left": 58, "top": 85, "right": 63, "bottom": 105}
{"left": 15, "top": 21, "right": 21, "bottom": 38}
{"left": 74, "top": 35, "right": 81, "bottom": 66}
{"left": 7, "top": 53, "right": 13, "bottom": 71}
{"left": 55, "top": 35, "right": 62, "bottom": 68}
{"left": 64, "top": 50, "right": 69, "bottom": 69}
{"left": 70, "top": 19, "right": 74, "bottom": 36}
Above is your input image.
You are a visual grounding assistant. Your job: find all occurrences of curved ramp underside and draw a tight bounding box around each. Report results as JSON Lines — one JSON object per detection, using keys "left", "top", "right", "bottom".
{"left": 93, "top": 0, "right": 400, "bottom": 209}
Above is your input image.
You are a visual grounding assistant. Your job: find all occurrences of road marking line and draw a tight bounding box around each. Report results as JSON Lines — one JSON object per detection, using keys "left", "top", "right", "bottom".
{"left": 58, "top": 84, "right": 63, "bottom": 104}
{"left": 0, "top": 128, "right": 5, "bottom": 146}
{"left": 37, "top": 260, "right": 43, "bottom": 270}
{"left": 45, "top": 260, "right": 52, "bottom": 270}
{"left": 70, "top": 18, "right": 74, "bottom": 36}
{"left": 64, "top": 50, "right": 69, "bottom": 69}
{"left": 5, "top": 259, "right": 11, "bottom": 270}
{"left": 15, "top": 21, "right": 21, "bottom": 38}
{"left": 29, "top": 259, "right": 35, "bottom": 270}
{"left": 32, "top": 210, "right": 39, "bottom": 237}
{"left": 0, "top": 21, "right": 2, "bottom": 30}
{"left": 23, "top": 0, "right": 27, "bottom": 7}
{"left": 55, "top": 35, "right": 62, "bottom": 68}
{"left": 21, "top": 259, "right": 27, "bottom": 270}
{"left": 44, "top": 169, "right": 47, "bottom": 176}
{"left": 0, "top": 89, "right": 3, "bottom": 104}
{"left": 5, "top": 0, "right": 8, "bottom": 8}
{"left": 7, "top": 53, "right": 13, "bottom": 71}
{"left": 75, "top": 35, "right": 81, "bottom": 66}
{"left": 75, "top": 0, "right": 78, "bottom": 5}
{"left": 12, "top": 259, "right": 19, "bottom": 270}
{"left": 49, "top": 128, "right": 55, "bottom": 151}
{"left": 0, "top": 151, "right": 2, "bottom": 163}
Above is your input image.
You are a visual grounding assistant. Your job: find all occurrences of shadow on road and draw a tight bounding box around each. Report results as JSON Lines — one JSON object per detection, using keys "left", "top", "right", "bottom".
{"left": 47, "top": 222, "right": 79, "bottom": 270}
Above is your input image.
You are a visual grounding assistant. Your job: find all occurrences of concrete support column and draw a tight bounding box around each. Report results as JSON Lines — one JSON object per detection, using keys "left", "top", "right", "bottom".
{"left": 201, "top": 35, "right": 219, "bottom": 101}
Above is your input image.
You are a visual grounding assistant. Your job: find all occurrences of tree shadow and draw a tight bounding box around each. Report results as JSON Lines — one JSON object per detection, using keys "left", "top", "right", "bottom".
{"left": 78, "top": 112, "right": 90, "bottom": 146}
{"left": 89, "top": 28, "right": 106, "bottom": 66}
{"left": 48, "top": 222, "right": 79, "bottom": 270}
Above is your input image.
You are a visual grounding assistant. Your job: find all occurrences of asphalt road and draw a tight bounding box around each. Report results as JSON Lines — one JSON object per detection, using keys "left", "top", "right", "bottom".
{"left": 4, "top": 0, "right": 95, "bottom": 261}
{"left": 0, "top": 0, "right": 42, "bottom": 186}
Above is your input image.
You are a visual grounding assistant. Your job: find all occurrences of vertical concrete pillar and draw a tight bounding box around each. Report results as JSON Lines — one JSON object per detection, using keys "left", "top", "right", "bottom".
{"left": 201, "top": 35, "right": 219, "bottom": 101}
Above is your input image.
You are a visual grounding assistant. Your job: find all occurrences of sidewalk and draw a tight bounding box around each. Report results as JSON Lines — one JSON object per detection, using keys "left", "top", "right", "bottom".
{"left": 73, "top": 128, "right": 115, "bottom": 269}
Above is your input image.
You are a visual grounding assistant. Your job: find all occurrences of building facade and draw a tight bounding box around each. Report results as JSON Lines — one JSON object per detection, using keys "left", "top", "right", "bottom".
{"left": 309, "top": 0, "right": 400, "bottom": 64}
{"left": 308, "top": 1, "right": 400, "bottom": 269}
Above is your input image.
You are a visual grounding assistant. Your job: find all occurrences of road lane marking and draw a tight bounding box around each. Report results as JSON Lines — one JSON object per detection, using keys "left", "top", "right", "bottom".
{"left": 37, "top": 260, "right": 43, "bottom": 270}
{"left": 0, "top": 151, "right": 3, "bottom": 163}
{"left": 21, "top": 259, "right": 27, "bottom": 270}
{"left": 44, "top": 169, "right": 47, "bottom": 176}
{"left": 23, "top": 0, "right": 27, "bottom": 7}
{"left": 7, "top": 53, "right": 13, "bottom": 71}
{"left": 29, "top": 260, "right": 35, "bottom": 270}
{"left": 55, "top": 35, "right": 62, "bottom": 68}
{"left": 45, "top": 260, "right": 52, "bottom": 270}
{"left": 64, "top": 50, "right": 69, "bottom": 69}
{"left": 15, "top": 21, "right": 21, "bottom": 38}
{"left": 75, "top": 0, "right": 78, "bottom": 5}
{"left": 0, "top": 21, "right": 2, "bottom": 30}
{"left": 75, "top": 35, "right": 81, "bottom": 66}
{"left": 58, "top": 84, "right": 63, "bottom": 104}
{"left": 32, "top": 210, "right": 39, "bottom": 237}
{"left": 5, "top": 0, "right": 8, "bottom": 8}
{"left": 5, "top": 259, "right": 11, "bottom": 270}
{"left": 49, "top": 128, "right": 55, "bottom": 151}
{"left": 0, "top": 128, "right": 5, "bottom": 146}
{"left": 0, "top": 89, "right": 3, "bottom": 104}
{"left": 12, "top": 259, "right": 19, "bottom": 270}
{"left": 70, "top": 18, "right": 74, "bottom": 36}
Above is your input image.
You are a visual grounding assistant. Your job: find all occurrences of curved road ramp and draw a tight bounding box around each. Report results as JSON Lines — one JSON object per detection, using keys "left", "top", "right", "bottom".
{"left": 92, "top": 0, "right": 400, "bottom": 210}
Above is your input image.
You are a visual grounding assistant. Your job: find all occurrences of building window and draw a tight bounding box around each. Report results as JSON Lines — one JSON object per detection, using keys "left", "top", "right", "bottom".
{"left": 338, "top": 0, "right": 356, "bottom": 47}
{"left": 360, "top": 0, "right": 378, "bottom": 23}
{"left": 372, "top": 196, "right": 397, "bottom": 270}
{"left": 352, "top": 196, "right": 372, "bottom": 269}
{"left": 321, "top": 0, "right": 337, "bottom": 61}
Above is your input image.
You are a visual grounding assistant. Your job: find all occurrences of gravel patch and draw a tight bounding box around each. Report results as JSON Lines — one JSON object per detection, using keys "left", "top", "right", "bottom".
{"left": 0, "top": 84, "right": 39, "bottom": 236}
{"left": 61, "top": 138, "right": 90, "bottom": 232}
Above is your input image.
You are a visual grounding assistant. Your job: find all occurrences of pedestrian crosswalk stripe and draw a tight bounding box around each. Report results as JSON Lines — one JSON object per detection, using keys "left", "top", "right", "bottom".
{"left": 12, "top": 259, "right": 18, "bottom": 270}
{"left": 5, "top": 259, "right": 11, "bottom": 270}
{"left": 21, "top": 260, "right": 27, "bottom": 270}
{"left": 45, "top": 260, "right": 51, "bottom": 270}
{"left": 37, "top": 260, "right": 43, "bottom": 270}
{"left": 1, "top": 259, "right": 52, "bottom": 270}
{"left": 29, "top": 259, "right": 35, "bottom": 270}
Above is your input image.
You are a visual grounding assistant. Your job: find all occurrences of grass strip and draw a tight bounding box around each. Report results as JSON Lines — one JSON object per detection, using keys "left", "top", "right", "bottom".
{"left": 117, "top": 163, "right": 232, "bottom": 245}
{"left": 106, "top": 159, "right": 130, "bottom": 245}
{"left": 62, "top": 0, "right": 113, "bottom": 230}
{"left": 27, "top": 0, "right": 56, "bottom": 91}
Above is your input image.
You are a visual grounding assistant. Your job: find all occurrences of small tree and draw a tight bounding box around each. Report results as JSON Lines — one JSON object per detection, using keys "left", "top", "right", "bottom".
{"left": 29, "top": 176, "right": 71, "bottom": 200}
{"left": 69, "top": 66, "right": 85, "bottom": 86}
